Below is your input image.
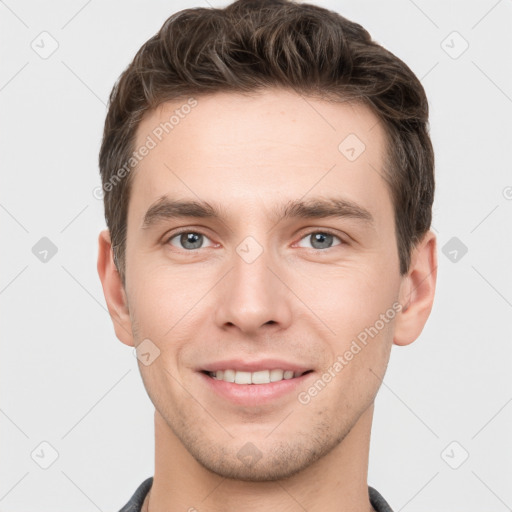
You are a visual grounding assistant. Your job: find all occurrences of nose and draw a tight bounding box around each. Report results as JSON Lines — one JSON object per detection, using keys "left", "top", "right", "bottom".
{"left": 213, "top": 242, "right": 293, "bottom": 335}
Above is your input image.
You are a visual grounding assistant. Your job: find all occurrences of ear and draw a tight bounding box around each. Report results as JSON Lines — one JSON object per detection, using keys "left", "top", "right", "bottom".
{"left": 394, "top": 230, "right": 437, "bottom": 346}
{"left": 97, "top": 229, "right": 134, "bottom": 346}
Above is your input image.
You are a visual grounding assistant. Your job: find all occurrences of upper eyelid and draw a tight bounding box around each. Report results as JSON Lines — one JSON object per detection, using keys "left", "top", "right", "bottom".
{"left": 166, "top": 228, "right": 214, "bottom": 240}
{"left": 166, "top": 229, "right": 216, "bottom": 248}
{"left": 165, "top": 228, "right": 345, "bottom": 247}
{"left": 295, "top": 230, "right": 343, "bottom": 244}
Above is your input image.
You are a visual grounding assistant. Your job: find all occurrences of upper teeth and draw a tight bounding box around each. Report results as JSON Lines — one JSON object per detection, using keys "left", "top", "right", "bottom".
{"left": 210, "top": 369, "right": 302, "bottom": 384}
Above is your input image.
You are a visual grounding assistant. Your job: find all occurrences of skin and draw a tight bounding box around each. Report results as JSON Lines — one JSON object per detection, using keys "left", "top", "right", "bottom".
{"left": 97, "top": 88, "right": 437, "bottom": 512}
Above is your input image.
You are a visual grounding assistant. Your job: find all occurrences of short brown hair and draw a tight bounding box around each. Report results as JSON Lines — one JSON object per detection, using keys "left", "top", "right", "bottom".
{"left": 99, "top": 0, "right": 434, "bottom": 284}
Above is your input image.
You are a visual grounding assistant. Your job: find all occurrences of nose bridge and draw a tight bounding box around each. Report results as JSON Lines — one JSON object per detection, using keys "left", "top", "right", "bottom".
{"left": 233, "top": 237, "right": 272, "bottom": 296}
{"left": 214, "top": 235, "right": 292, "bottom": 333}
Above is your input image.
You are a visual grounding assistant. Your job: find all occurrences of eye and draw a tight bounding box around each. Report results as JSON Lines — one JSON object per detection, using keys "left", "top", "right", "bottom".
{"left": 296, "top": 231, "right": 343, "bottom": 250}
{"left": 167, "top": 231, "right": 215, "bottom": 250}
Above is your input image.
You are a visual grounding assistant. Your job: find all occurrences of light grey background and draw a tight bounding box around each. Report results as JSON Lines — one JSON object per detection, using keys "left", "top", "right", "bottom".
{"left": 1, "top": 0, "right": 511, "bottom": 510}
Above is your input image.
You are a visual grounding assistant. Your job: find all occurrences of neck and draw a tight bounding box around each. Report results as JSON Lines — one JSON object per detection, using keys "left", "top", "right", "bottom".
{"left": 147, "top": 404, "right": 376, "bottom": 512}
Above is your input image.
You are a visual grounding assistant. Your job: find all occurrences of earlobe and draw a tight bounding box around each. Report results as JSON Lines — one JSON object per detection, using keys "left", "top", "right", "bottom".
{"left": 97, "top": 229, "right": 135, "bottom": 346}
{"left": 394, "top": 230, "right": 437, "bottom": 346}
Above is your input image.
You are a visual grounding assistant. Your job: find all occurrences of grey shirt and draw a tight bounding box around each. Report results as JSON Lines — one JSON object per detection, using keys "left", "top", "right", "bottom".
{"left": 118, "top": 477, "right": 394, "bottom": 511}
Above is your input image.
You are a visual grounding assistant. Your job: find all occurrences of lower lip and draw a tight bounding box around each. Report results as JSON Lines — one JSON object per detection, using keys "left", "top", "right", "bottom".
{"left": 199, "top": 371, "right": 314, "bottom": 406}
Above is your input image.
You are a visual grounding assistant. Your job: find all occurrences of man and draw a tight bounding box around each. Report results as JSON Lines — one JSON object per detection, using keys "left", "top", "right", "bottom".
{"left": 97, "top": 0, "right": 437, "bottom": 510}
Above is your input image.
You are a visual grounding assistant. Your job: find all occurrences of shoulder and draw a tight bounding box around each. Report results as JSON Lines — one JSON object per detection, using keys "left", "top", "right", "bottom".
{"left": 369, "top": 486, "right": 394, "bottom": 512}
{"left": 117, "top": 477, "right": 153, "bottom": 512}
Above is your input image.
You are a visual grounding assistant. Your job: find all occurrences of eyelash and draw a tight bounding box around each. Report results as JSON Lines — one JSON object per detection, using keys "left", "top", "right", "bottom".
{"left": 164, "top": 228, "right": 345, "bottom": 251}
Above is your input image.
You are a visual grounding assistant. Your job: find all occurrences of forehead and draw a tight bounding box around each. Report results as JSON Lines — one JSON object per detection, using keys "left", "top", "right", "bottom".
{"left": 129, "top": 88, "right": 392, "bottom": 228}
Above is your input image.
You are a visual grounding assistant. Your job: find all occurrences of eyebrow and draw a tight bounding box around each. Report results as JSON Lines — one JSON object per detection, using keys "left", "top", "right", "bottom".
{"left": 141, "top": 195, "right": 374, "bottom": 229}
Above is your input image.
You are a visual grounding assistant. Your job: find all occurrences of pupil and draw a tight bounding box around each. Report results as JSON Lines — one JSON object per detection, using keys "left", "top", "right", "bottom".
{"left": 181, "top": 232, "right": 202, "bottom": 249}
{"left": 311, "top": 233, "right": 332, "bottom": 249}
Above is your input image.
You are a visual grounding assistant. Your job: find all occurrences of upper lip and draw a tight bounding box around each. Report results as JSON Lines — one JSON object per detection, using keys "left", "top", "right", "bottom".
{"left": 200, "top": 358, "right": 313, "bottom": 373}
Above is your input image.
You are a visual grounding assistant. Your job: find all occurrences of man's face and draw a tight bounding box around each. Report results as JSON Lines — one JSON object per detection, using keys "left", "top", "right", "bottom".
{"left": 122, "top": 89, "right": 403, "bottom": 480}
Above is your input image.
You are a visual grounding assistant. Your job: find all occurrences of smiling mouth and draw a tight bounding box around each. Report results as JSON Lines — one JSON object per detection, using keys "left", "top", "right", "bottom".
{"left": 201, "top": 369, "right": 314, "bottom": 385}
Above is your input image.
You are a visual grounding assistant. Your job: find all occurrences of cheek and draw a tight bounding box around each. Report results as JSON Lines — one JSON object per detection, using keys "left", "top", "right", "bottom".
{"left": 127, "top": 263, "right": 197, "bottom": 331}
{"left": 126, "top": 265, "right": 213, "bottom": 377}
{"left": 303, "top": 263, "right": 400, "bottom": 334}
{"left": 303, "top": 268, "right": 398, "bottom": 393}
